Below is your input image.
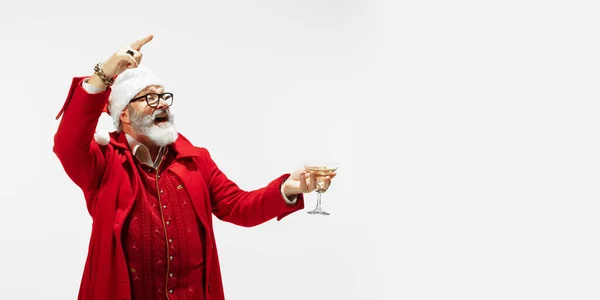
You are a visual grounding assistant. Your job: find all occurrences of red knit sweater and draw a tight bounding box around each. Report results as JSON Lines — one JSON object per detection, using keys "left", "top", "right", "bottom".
{"left": 122, "top": 148, "right": 205, "bottom": 300}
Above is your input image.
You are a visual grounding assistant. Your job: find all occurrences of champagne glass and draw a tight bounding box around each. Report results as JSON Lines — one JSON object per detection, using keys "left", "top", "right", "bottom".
{"left": 304, "top": 161, "right": 340, "bottom": 215}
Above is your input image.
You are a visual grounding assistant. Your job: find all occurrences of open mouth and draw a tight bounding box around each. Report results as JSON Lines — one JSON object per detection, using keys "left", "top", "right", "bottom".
{"left": 154, "top": 115, "right": 169, "bottom": 123}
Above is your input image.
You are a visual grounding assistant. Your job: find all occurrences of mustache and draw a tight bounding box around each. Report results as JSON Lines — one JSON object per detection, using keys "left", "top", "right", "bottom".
{"left": 151, "top": 109, "right": 172, "bottom": 120}
{"left": 129, "top": 108, "right": 175, "bottom": 127}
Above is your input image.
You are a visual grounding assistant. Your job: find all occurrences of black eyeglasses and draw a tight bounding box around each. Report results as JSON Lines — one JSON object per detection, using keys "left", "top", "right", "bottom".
{"left": 129, "top": 93, "right": 174, "bottom": 108}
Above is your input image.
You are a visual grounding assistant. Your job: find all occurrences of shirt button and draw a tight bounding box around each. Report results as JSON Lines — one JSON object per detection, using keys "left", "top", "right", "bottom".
{"left": 169, "top": 290, "right": 173, "bottom": 294}
{"left": 158, "top": 175, "right": 161, "bottom": 179}
{"left": 166, "top": 221, "right": 170, "bottom": 225}
{"left": 163, "top": 205, "right": 167, "bottom": 209}
{"left": 169, "top": 239, "right": 173, "bottom": 244}
{"left": 160, "top": 190, "right": 164, "bottom": 194}
{"left": 169, "top": 273, "right": 173, "bottom": 278}
{"left": 170, "top": 256, "right": 174, "bottom": 261}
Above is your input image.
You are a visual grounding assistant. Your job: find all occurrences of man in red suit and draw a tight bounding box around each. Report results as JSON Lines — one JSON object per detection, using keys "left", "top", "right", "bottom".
{"left": 53, "top": 35, "right": 335, "bottom": 300}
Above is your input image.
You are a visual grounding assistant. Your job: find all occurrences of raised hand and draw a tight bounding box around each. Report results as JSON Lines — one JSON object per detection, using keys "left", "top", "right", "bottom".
{"left": 102, "top": 34, "right": 154, "bottom": 77}
{"left": 88, "top": 35, "right": 154, "bottom": 89}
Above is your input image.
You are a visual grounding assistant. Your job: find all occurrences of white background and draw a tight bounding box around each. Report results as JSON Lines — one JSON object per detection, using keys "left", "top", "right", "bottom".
{"left": 0, "top": 0, "right": 599, "bottom": 299}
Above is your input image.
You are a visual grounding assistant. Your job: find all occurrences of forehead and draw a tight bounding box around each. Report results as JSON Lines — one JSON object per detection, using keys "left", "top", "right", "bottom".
{"left": 138, "top": 85, "right": 164, "bottom": 96}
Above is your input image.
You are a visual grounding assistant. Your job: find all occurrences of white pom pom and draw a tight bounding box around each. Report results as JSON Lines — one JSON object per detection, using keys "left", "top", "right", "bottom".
{"left": 94, "top": 131, "right": 111, "bottom": 146}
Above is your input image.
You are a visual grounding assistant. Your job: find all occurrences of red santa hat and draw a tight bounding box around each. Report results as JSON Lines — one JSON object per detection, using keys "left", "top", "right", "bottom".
{"left": 105, "top": 64, "right": 165, "bottom": 130}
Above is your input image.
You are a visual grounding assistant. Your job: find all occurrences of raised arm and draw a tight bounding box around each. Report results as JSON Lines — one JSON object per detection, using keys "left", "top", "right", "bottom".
{"left": 53, "top": 35, "right": 153, "bottom": 197}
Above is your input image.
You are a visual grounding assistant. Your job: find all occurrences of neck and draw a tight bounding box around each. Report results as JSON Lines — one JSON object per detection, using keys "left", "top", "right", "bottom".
{"left": 146, "top": 143, "right": 161, "bottom": 162}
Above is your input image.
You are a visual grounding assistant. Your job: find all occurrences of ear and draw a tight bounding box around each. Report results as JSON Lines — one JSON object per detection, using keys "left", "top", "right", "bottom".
{"left": 120, "top": 107, "right": 131, "bottom": 125}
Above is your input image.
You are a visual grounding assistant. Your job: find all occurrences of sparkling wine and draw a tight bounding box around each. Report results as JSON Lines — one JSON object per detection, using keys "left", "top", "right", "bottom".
{"left": 305, "top": 166, "right": 337, "bottom": 192}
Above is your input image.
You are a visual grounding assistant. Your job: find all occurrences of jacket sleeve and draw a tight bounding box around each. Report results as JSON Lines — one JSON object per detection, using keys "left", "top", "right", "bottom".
{"left": 201, "top": 149, "right": 305, "bottom": 227}
{"left": 53, "top": 77, "right": 110, "bottom": 196}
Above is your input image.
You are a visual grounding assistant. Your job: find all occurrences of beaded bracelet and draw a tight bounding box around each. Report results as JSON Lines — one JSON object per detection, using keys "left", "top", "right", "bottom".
{"left": 94, "top": 63, "right": 115, "bottom": 86}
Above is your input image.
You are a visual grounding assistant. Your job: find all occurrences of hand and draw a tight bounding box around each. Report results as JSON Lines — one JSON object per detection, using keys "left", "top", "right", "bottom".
{"left": 88, "top": 35, "right": 154, "bottom": 89}
{"left": 101, "top": 34, "right": 153, "bottom": 77}
{"left": 282, "top": 167, "right": 337, "bottom": 197}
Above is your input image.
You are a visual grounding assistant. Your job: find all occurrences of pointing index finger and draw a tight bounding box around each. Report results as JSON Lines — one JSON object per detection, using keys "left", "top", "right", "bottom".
{"left": 131, "top": 35, "right": 154, "bottom": 51}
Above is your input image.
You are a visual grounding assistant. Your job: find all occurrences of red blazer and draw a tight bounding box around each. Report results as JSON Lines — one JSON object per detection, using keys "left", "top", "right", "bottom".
{"left": 53, "top": 77, "right": 304, "bottom": 300}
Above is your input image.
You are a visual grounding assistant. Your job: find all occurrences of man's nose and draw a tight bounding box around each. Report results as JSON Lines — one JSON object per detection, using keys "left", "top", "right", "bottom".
{"left": 156, "top": 98, "right": 169, "bottom": 110}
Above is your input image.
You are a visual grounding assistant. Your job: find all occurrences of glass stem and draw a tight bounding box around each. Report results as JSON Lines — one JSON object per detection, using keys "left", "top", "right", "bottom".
{"left": 316, "top": 191, "right": 322, "bottom": 208}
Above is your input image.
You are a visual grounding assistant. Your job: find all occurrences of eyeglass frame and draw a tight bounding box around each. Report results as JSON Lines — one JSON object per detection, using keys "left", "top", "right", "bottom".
{"left": 129, "top": 92, "right": 174, "bottom": 108}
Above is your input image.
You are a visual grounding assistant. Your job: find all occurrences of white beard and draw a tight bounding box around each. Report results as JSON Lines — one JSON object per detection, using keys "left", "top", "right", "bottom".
{"left": 129, "top": 108, "right": 178, "bottom": 147}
